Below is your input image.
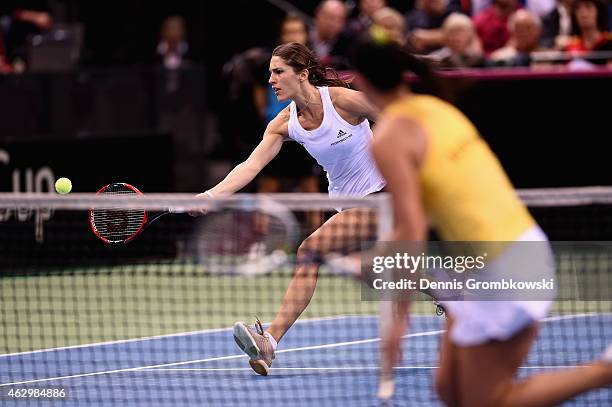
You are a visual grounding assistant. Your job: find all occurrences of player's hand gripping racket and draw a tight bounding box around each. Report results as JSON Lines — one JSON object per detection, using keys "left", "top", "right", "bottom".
{"left": 89, "top": 183, "right": 172, "bottom": 244}
{"left": 90, "top": 183, "right": 298, "bottom": 275}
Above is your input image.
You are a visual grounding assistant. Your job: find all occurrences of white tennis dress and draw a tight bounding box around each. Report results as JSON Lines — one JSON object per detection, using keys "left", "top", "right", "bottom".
{"left": 444, "top": 226, "right": 555, "bottom": 346}
{"left": 287, "top": 86, "right": 386, "bottom": 198}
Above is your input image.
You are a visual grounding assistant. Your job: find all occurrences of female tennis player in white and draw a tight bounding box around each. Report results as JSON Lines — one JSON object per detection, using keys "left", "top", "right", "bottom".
{"left": 351, "top": 27, "right": 612, "bottom": 406}
{"left": 197, "top": 42, "right": 385, "bottom": 375}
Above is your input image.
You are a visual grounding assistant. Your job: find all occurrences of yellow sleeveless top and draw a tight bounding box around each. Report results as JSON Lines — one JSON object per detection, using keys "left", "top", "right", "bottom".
{"left": 382, "top": 94, "right": 534, "bottom": 241}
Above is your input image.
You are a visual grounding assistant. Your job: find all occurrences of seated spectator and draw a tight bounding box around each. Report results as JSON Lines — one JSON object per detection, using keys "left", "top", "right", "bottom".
{"left": 463, "top": 0, "right": 554, "bottom": 17}
{"left": 406, "top": 0, "right": 456, "bottom": 53}
{"left": 541, "top": 0, "right": 575, "bottom": 49}
{"left": 429, "top": 12, "right": 486, "bottom": 67}
{"left": 565, "top": 0, "right": 612, "bottom": 55}
{"left": 346, "top": 0, "right": 387, "bottom": 38}
{"left": 0, "top": 29, "right": 11, "bottom": 73}
{"left": 372, "top": 6, "right": 408, "bottom": 46}
{"left": 310, "top": 0, "right": 351, "bottom": 68}
{"left": 156, "top": 16, "right": 190, "bottom": 70}
{"left": 2, "top": 0, "right": 53, "bottom": 71}
{"left": 490, "top": 9, "right": 544, "bottom": 65}
{"left": 253, "top": 14, "right": 310, "bottom": 124}
{"left": 474, "top": 0, "right": 521, "bottom": 55}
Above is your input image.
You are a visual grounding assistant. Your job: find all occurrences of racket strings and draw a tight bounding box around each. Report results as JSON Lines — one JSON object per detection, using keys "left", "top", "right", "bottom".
{"left": 193, "top": 209, "right": 297, "bottom": 274}
{"left": 91, "top": 185, "right": 146, "bottom": 243}
{"left": 198, "top": 211, "right": 292, "bottom": 254}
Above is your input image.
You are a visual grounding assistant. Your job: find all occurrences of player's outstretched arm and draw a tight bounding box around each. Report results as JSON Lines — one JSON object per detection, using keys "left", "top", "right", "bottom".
{"left": 198, "top": 107, "right": 290, "bottom": 198}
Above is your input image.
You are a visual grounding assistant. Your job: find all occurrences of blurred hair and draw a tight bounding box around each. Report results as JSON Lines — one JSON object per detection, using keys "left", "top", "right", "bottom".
{"left": 280, "top": 13, "right": 308, "bottom": 33}
{"left": 160, "top": 15, "right": 186, "bottom": 35}
{"left": 508, "top": 9, "right": 541, "bottom": 32}
{"left": 572, "top": 0, "right": 609, "bottom": 32}
{"left": 349, "top": 27, "right": 447, "bottom": 99}
{"left": 372, "top": 7, "right": 404, "bottom": 29}
{"left": 272, "top": 42, "right": 349, "bottom": 87}
{"left": 279, "top": 13, "right": 310, "bottom": 46}
{"left": 442, "top": 12, "right": 474, "bottom": 33}
{"left": 315, "top": 0, "right": 348, "bottom": 16}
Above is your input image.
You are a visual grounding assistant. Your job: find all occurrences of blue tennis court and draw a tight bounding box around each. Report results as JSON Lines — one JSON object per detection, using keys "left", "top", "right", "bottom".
{"left": 2, "top": 313, "right": 610, "bottom": 406}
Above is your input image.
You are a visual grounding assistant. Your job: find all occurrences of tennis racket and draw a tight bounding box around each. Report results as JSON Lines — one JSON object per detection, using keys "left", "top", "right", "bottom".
{"left": 190, "top": 198, "right": 299, "bottom": 276}
{"left": 89, "top": 183, "right": 172, "bottom": 244}
{"left": 90, "top": 183, "right": 299, "bottom": 275}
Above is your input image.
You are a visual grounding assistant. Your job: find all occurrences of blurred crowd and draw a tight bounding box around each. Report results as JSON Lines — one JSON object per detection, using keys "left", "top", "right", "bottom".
{"left": 279, "top": 0, "right": 612, "bottom": 69}
{"left": 1, "top": 0, "right": 612, "bottom": 75}
{"left": 0, "top": 1, "right": 610, "bottom": 193}
{"left": 215, "top": 0, "right": 612, "bottom": 196}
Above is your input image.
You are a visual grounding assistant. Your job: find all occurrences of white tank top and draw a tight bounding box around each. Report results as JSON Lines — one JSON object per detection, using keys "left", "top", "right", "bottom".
{"left": 287, "top": 86, "right": 386, "bottom": 197}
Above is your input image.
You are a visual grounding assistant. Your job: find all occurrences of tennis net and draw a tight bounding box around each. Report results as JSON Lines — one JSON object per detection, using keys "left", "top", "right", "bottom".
{"left": 0, "top": 189, "right": 610, "bottom": 406}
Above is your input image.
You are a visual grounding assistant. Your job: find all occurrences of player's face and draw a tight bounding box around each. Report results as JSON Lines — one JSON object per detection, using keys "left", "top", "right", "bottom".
{"left": 269, "top": 56, "right": 302, "bottom": 102}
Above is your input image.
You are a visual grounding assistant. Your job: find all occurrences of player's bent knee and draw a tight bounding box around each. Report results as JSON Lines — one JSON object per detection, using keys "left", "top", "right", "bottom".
{"left": 295, "top": 241, "right": 322, "bottom": 275}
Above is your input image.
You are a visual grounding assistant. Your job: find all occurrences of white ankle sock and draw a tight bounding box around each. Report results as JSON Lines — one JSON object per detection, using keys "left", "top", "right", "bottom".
{"left": 603, "top": 344, "right": 612, "bottom": 363}
{"left": 265, "top": 333, "right": 278, "bottom": 351}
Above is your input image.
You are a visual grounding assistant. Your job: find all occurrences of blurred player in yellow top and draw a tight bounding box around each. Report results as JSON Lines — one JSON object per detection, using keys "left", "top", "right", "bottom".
{"left": 351, "top": 26, "right": 612, "bottom": 407}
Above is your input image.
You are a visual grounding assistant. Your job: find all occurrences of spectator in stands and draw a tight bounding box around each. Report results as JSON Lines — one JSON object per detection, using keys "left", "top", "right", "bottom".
{"left": 156, "top": 16, "right": 190, "bottom": 70}
{"left": 310, "top": 0, "right": 351, "bottom": 68}
{"left": 541, "top": 0, "right": 575, "bottom": 49}
{"left": 429, "top": 12, "right": 485, "bottom": 67}
{"left": 565, "top": 0, "right": 612, "bottom": 53}
{"left": 405, "top": 0, "right": 457, "bottom": 54}
{"left": 372, "top": 7, "right": 408, "bottom": 46}
{"left": 253, "top": 15, "right": 310, "bottom": 125}
{"left": 474, "top": 0, "right": 521, "bottom": 55}
{"left": 1, "top": 0, "right": 53, "bottom": 71}
{"left": 346, "top": 0, "right": 387, "bottom": 38}
{"left": 490, "top": 9, "right": 544, "bottom": 65}
{"left": 463, "top": 0, "right": 555, "bottom": 17}
{"left": 0, "top": 28, "right": 10, "bottom": 73}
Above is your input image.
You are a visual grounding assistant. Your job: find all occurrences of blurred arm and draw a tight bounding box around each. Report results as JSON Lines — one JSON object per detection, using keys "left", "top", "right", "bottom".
{"left": 202, "top": 106, "right": 290, "bottom": 197}
{"left": 371, "top": 116, "right": 428, "bottom": 241}
{"left": 371, "top": 115, "right": 428, "bottom": 380}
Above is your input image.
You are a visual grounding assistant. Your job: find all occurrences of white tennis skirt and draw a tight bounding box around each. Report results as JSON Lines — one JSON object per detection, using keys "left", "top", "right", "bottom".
{"left": 443, "top": 226, "right": 555, "bottom": 346}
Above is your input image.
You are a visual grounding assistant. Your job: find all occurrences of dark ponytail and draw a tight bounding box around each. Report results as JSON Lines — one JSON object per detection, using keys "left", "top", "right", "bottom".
{"left": 272, "top": 42, "right": 349, "bottom": 88}
{"left": 350, "top": 26, "right": 448, "bottom": 100}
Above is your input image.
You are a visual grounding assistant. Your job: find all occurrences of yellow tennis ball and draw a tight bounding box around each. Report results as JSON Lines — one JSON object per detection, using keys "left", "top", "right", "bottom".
{"left": 369, "top": 25, "right": 391, "bottom": 46}
{"left": 55, "top": 177, "right": 72, "bottom": 194}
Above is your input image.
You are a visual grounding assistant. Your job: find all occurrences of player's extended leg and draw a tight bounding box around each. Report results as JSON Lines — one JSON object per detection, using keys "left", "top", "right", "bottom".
{"left": 233, "top": 208, "right": 377, "bottom": 375}
{"left": 455, "top": 324, "right": 612, "bottom": 407}
{"left": 435, "top": 316, "right": 460, "bottom": 407}
{"left": 298, "top": 175, "right": 324, "bottom": 233}
{"left": 267, "top": 208, "right": 377, "bottom": 343}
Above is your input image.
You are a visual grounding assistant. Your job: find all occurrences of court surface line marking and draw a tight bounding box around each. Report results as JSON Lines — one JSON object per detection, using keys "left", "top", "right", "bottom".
{"left": 0, "top": 313, "right": 605, "bottom": 386}
{"left": 0, "top": 328, "right": 443, "bottom": 386}
{"left": 150, "top": 365, "right": 584, "bottom": 372}
{"left": 0, "top": 314, "right": 371, "bottom": 358}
